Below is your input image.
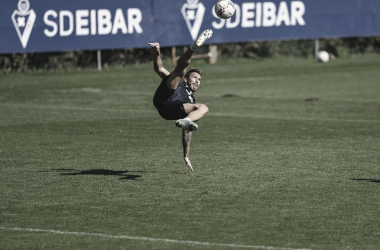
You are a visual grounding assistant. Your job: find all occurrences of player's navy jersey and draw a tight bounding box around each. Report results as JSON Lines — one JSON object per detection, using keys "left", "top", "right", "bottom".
{"left": 170, "top": 80, "right": 196, "bottom": 105}
{"left": 153, "top": 78, "right": 195, "bottom": 109}
{"left": 153, "top": 76, "right": 196, "bottom": 120}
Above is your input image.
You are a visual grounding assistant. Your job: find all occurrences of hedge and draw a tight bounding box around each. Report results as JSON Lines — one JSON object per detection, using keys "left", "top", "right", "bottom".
{"left": 1, "top": 37, "right": 379, "bottom": 73}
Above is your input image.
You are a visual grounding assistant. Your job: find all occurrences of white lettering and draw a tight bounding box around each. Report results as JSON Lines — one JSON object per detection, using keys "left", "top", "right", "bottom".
{"left": 112, "top": 9, "right": 128, "bottom": 34}
{"left": 44, "top": 10, "right": 58, "bottom": 37}
{"left": 90, "top": 10, "right": 97, "bottom": 35}
{"left": 291, "top": 1, "right": 306, "bottom": 26}
{"left": 60, "top": 10, "right": 74, "bottom": 36}
{"left": 242, "top": 3, "right": 255, "bottom": 28}
{"left": 262, "top": 2, "right": 276, "bottom": 27}
{"left": 98, "top": 9, "right": 112, "bottom": 35}
{"left": 127, "top": 8, "right": 143, "bottom": 34}
{"left": 256, "top": 2, "right": 262, "bottom": 27}
{"left": 76, "top": 10, "right": 89, "bottom": 36}
{"left": 211, "top": 1, "right": 306, "bottom": 29}
{"left": 276, "top": 1, "right": 290, "bottom": 26}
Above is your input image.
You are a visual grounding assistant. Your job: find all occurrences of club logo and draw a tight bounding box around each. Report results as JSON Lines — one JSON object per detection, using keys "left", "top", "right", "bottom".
{"left": 11, "top": 0, "right": 36, "bottom": 49}
{"left": 181, "top": 0, "right": 205, "bottom": 40}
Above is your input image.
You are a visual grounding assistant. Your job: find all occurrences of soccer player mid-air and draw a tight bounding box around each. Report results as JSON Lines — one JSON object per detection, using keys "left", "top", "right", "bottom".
{"left": 148, "top": 29, "right": 213, "bottom": 172}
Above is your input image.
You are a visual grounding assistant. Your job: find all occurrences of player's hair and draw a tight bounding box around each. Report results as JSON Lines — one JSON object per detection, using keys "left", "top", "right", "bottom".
{"left": 184, "top": 68, "right": 201, "bottom": 80}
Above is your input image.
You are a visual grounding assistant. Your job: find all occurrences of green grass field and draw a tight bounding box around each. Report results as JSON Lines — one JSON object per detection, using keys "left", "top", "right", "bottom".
{"left": 1, "top": 54, "right": 380, "bottom": 250}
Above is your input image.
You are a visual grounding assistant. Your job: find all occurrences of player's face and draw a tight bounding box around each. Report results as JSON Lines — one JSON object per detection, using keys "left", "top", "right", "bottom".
{"left": 186, "top": 72, "right": 201, "bottom": 92}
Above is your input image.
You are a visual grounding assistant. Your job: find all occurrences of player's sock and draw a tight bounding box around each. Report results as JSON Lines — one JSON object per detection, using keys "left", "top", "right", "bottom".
{"left": 191, "top": 29, "right": 213, "bottom": 51}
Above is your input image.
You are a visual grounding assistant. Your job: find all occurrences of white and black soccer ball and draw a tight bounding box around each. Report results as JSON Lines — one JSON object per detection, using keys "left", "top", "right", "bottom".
{"left": 214, "top": 0, "right": 235, "bottom": 19}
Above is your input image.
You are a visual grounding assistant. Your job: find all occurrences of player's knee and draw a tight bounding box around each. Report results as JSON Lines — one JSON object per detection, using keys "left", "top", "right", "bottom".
{"left": 199, "top": 104, "right": 209, "bottom": 114}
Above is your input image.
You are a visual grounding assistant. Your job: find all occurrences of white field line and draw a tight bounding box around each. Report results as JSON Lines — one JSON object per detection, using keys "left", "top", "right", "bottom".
{"left": 0, "top": 227, "right": 315, "bottom": 250}
{"left": 0, "top": 103, "right": 379, "bottom": 125}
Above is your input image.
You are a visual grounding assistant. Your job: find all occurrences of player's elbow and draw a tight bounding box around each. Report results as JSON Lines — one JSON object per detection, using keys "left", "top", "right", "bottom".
{"left": 155, "top": 67, "right": 169, "bottom": 78}
{"left": 154, "top": 67, "right": 162, "bottom": 74}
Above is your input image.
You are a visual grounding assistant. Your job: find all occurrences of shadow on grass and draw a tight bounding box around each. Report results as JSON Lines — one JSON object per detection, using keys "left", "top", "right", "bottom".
{"left": 352, "top": 178, "right": 380, "bottom": 184}
{"left": 52, "top": 168, "right": 146, "bottom": 180}
{"left": 51, "top": 168, "right": 188, "bottom": 180}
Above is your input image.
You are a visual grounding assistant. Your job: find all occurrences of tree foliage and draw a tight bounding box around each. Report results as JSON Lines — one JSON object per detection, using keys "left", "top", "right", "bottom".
{"left": 1, "top": 37, "right": 379, "bottom": 73}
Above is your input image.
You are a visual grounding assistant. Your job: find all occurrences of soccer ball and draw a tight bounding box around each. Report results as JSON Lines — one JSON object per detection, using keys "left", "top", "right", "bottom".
{"left": 318, "top": 51, "right": 330, "bottom": 63}
{"left": 214, "top": 0, "right": 235, "bottom": 19}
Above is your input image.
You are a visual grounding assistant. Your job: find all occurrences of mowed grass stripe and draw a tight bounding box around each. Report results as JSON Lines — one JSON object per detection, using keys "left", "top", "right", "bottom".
{"left": 0, "top": 103, "right": 379, "bottom": 124}
{"left": 37, "top": 89, "right": 380, "bottom": 103}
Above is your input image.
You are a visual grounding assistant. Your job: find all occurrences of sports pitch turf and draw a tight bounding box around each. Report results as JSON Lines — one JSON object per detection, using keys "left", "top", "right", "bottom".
{"left": 0, "top": 54, "right": 379, "bottom": 250}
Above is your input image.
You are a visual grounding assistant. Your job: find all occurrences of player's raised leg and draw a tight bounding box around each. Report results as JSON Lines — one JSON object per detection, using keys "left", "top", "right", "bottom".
{"left": 165, "top": 29, "right": 213, "bottom": 90}
{"left": 177, "top": 29, "right": 213, "bottom": 71}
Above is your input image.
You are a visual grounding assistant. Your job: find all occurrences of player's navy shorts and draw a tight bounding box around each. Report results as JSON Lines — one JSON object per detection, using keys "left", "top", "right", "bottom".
{"left": 153, "top": 77, "right": 188, "bottom": 120}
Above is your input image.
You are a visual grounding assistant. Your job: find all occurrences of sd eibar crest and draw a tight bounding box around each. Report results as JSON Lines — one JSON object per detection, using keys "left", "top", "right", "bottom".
{"left": 181, "top": 0, "right": 206, "bottom": 41}
{"left": 11, "top": 0, "right": 36, "bottom": 49}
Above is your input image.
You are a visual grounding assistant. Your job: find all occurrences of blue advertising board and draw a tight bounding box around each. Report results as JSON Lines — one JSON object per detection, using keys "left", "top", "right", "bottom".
{"left": 0, "top": 0, "right": 379, "bottom": 53}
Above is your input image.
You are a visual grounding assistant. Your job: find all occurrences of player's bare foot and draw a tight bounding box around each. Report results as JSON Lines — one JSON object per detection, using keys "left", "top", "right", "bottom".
{"left": 184, "top": 157, "right": 194, "bottom": 171}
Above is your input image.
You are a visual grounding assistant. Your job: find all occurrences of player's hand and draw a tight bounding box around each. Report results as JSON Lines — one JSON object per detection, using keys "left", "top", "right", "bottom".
{"left": 184, "top": 157, "right": 194, "bottom": 172}
{"left": 148, "top": 42, "right": 160, "bottom": 53}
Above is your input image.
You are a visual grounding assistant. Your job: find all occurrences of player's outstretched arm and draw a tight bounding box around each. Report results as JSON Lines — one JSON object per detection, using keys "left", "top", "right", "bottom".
{"left": 182, "top": 129, "right": 194, "bottom": 172}
{"left": 148, "top": 42, "right": 170, "bottom": 80}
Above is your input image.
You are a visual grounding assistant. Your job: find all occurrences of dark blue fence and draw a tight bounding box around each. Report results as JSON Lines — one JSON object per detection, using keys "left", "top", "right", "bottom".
{"left": 1, "top": 0, "right": 379, "bottom": 53}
